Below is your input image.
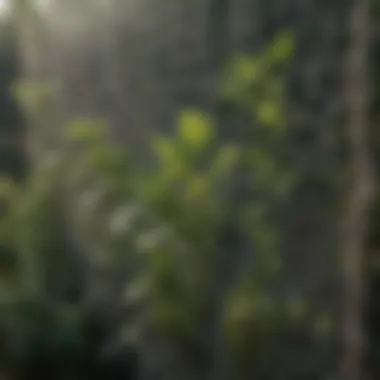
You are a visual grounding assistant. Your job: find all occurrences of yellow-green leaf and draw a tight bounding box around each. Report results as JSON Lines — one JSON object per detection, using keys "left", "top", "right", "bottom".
{"left": 270, "top": 31, "right": 294, "bottom": 62}
{"left": 178, "top": 109, "right": 214, "bottom": 149}
{"left": 66, "top": 118, "right": 106, "bottom": 142}
{"left": 257, "top": 101, "right": 281, "bottom": 126}
{"left": 211, "top": 145, "right": 240, "bottom": 178}
{"left": 234, "top": 54, "right": 261, "bottom": 83}
{"left": 152, "top": 137, "right": 176, "bottom": 162}
{"left": 187, "top": 175, "right": 209, "bottom": 199}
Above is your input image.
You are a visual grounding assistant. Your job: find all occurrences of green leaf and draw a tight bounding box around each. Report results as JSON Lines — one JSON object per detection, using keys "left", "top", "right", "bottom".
{"left": 270, "top": 31, "right": 294, "bottom": 63}
{"left": 153, "top": 136, "right": 187, "bottom": 180}
{"left": 11, "top": 81, "right": 53, "bottom": 120}
{"left": 186, "top": 175, "right": 209, "bottom": 199}
{"left": 256, "top": 100, "right": 281, "bottom": 127}
{"left": 178, "top": 109, "right": 214, "bottom": 149}
{"left": 66, "top": 117, "right": 106, "bottom": 143}
{"left": 220, "top": 55, "right": 262, "bottom": 102}
{"left": 152, "top": 136, "right": 177, "bottom": 162}
{"left": 211, "top": 145, "right": 240, "bottom": 179}
{"left": 234, "top": 54, "right": 261, "bottom": 83}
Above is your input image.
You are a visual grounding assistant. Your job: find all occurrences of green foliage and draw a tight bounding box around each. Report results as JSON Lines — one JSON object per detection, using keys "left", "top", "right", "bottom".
{"left": 0, "top": 72, "right": 84, "bottom": 371}
{"left": 268, "top": 31, "right": 295, "bottom": 63}
{"left": 0, "top": 30, "right": 312, "bottom": 379}
{"left": 11, "top": 81, "right": 53, "bottom": 124}
{"left": 178, "top": 108, "right": 214, "bottom": 150}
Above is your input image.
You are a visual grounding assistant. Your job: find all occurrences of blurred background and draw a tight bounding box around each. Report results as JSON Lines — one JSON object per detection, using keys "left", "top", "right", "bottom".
{"left": 0, "top": 0, "right": 378, "bottom": 379}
